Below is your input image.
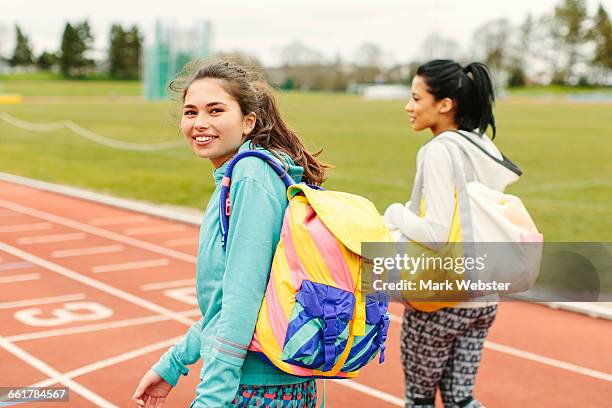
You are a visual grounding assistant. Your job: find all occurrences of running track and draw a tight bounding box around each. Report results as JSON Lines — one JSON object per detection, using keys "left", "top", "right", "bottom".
{"left": 0, "top": 179, "right": 610, "bottom": 407}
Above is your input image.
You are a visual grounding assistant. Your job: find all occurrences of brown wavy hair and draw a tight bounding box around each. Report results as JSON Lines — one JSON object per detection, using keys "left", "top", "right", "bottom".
{"left": 169, "top": 57, "right": 329, "bottom": 185}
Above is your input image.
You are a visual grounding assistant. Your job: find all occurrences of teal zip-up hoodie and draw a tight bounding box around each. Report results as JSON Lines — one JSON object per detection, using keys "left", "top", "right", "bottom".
{"left": 152, "top": 141, "right": 308, "bottom": 407}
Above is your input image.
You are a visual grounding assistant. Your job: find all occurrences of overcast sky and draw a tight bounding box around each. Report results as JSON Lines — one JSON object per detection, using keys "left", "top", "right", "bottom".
{"left": 1, "top": 0, "right": 610, "bottom": 66}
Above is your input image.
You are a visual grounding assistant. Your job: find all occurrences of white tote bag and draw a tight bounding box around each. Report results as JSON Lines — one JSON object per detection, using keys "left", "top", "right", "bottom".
{"left": 409, "top": 135, "right": 544, "bottom": 295}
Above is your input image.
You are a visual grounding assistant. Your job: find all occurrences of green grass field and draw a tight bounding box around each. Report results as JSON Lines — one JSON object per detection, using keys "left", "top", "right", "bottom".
{"left": 0, "top": 74, "right": 141, "bottom": 96}
{"left": 0, "top": 81, "right": 611, "bottom": 241}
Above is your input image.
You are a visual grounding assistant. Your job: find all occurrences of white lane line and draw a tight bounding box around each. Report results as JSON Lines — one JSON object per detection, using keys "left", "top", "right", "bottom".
{"left": 0, "top": 199, "right": 197, "bottom": 263}
{"left": 546, "top": 302, "right": 612, "bottom": 320}
{"left": 0, "top": 242, "right": 196, "bottom": 327}
{"left": 29, "top": 336, "right": 185, "bottom": 389}
{"left": 0, "top": 293, "right": 85, "bottom": 310}
{"left": 18, "top": 232, "right": 86, "bottom": 244}
{"left": 164, "top": 237, "right": 197, "bottom": 247}
{"left": 125, "top": 225, "right": 186, "bottom": 236}
{"left": 389, "top": 313, "right": 612, "bottom": 383}
{"left": 0, "top": 272, "right": 40, "bottom": 284}
{"left": 0, "top": 222, "right": 52, "bottom": 233}
{"left": 331, "top": 379, "right": 404, "bottom": 407}
{"left": 0, "top": 336, "right": 118, "bottom": 408}
{"left": 0, "top": 173, "right": 202, "bottom": 226}
{"left": 92, "top": 258, "right": 170, "bottom": 274}
{"left": 484, "top": 341, "right": 612, "bottom": 383}
{"left": 5, "top": 309, "right": 201, "bottom": 343}
{"left": 141, "top": 278, "right": 196, "bottom": 292}
{"left": 0, "top": 261, "right": 35, "bottom": 271}
{"left": 23, "top": 333, "right": 403, "bottom": 407}
{"left": 51, "top": 244, "right": 124, "bottom": 258}
{"left": 52, "top": 336, "right": 184, "bottom": 384}
{"left": 89, "top": 215, "right": 150, "bottom": 226}
{"left": 388, "top": 313, "right": 402, "bottom": 324}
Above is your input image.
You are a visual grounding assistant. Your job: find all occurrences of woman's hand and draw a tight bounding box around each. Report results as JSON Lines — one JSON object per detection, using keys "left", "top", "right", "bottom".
{"left": 133, "top": 369, "right": 173, "bottom": 407}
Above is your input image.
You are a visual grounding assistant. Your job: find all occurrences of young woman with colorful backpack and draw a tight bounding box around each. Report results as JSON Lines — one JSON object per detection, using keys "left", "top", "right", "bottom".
{"left": 384, "top": 60, "right": 527, "bottom": 408}
{"left": 132, "top": 58, "right": 327, "bottom": 408}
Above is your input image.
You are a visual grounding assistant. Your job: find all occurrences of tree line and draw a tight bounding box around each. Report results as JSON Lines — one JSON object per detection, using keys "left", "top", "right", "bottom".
{"left": 3, "top": 0, "right": 610, "bottom": 88}
{"left": 266, "top": 0, "right": 611, "bottom": 90}
{"left": 5, "top": 20, "right": 142, "bottom": 80}
{"left": 470, "top": 0, "right": 611, "bottom": 86}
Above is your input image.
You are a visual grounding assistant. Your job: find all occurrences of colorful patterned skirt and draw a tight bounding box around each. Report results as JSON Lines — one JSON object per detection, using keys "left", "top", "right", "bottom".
{"left": 231, "top": 379, "right": 317, "bottom": 407}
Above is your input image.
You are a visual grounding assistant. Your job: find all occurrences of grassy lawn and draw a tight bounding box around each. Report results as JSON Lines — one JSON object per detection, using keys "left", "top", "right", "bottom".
{"left": 0, "top": 74, "right": 141, "bottom": 96}
{"left": 506, "top": 85, "right": 612, "bottom": 97}
{"left": 0, "top": 88, "right": 610, "bottom": 241}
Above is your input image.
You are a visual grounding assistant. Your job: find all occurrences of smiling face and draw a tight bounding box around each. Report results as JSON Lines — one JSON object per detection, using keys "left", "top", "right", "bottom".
{"left": 181, "top": 78, "right": 256, "bottom": 168}
{"left": 404, "top": 75, "right": 456, "bottom": 136}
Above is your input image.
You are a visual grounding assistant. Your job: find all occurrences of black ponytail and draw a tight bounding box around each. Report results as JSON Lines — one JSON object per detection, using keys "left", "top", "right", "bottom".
{"left": 416, "top": 60, "right": 497, "bottom": 139}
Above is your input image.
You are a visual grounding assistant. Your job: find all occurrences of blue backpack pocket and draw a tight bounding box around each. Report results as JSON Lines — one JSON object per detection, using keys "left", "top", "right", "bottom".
{"left": 341, "top": 292, "right": 390, "bottom": 372}
{"left": 281, "top": 280, "right": 355, "bottom": 371}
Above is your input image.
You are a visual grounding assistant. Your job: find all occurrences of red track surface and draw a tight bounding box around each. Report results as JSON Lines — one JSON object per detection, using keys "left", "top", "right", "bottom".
{"left": 0, "top": 180, "right": 610, "bottom": 407}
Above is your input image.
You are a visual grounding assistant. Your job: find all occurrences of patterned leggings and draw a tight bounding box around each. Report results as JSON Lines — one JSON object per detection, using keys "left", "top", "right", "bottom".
{"left": 400, "top": 305, "right": 497, "bottom": 408}
{"left": 231, "top": 379, "right": 317, "bottom": 407}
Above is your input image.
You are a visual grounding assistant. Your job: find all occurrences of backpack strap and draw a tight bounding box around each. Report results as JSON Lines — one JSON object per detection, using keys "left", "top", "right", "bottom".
{"left": 408, "top": 135, "right": 476, "bottom": 216}
{"left": 322, "top": 298, "right": 338, "bottom": 371}
{"left": 406, "top": 137, "right": 478, "bottom": 275}
{"left": 408, "top": 154, "right": 425, "bottom": 215}
{"left": 437, "top": 138, "right": 476, "bottom": 243}
{"left": 437, "top": 139, "right": 481, "bottom": 286}
{"left": 449, "top": 130, "right": 522, "bottom": 176}
{"left": 219, "top": 150, "right": 297, "bottom": 250}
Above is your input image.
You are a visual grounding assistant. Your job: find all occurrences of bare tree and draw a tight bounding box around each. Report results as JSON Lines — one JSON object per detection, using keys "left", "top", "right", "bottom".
{"left": 354, "top": 42, "right": 383, "bottom": 67}
{"left": 418, "top": 33, "right": 462, "bottom": 63}
{"left": 279, "top": 40, "right": 325, "bottom": 67}
{"left": 472, "top": 18, "right": 513, "bottom": 85}
{"left": 553, "top": 0, "right": 589, "bottom": 83}
{"left": 529, "top": 12, "right": 566, "bottom": 84}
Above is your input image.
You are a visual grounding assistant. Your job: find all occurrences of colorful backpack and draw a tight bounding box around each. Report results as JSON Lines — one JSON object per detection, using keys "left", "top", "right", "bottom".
{"left": 219, "top": 150, "right": 394, "bottom": 378}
